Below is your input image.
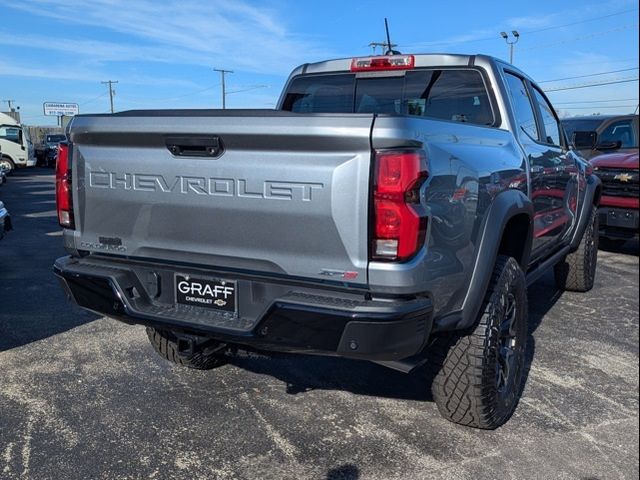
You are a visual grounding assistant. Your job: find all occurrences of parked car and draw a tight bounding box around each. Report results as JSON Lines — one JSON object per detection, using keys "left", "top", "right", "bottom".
{"left": 54, "top": 53, "right": 600, "bottom": 429}
{"left": 562, "top": 114, "right": 639, "bottom": 160}
{"left": 43, "top": 134, "right": 67, "bottom": 167}
{"left": 0, "top": 199, "right": 11, "bottom": 240}
{"left": 589, "top": 151, "right": 639, "bottom": 247}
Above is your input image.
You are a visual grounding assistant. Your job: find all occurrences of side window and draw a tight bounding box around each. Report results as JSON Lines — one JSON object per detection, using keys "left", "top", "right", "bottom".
{"left": 504, "top": 72, "right": 539, "bottom": 141}
{"left": 600, "top": 120, "right": 637, "bottom": 148}
{"left": 532, "top": 88, "right": 562, "bottom": 146}
{"left": 403, "top": 69, "right": 495, "bottom": 125}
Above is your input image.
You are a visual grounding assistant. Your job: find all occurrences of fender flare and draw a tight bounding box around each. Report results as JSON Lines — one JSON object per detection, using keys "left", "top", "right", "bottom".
{"left": 569, "top": 174, "right": 601, "bottom": 252}
{"left": 434, "top": 189, "right": 533, "bottom": 332}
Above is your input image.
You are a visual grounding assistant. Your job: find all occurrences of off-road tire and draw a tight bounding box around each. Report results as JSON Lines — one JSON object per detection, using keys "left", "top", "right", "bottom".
{"left": 146, "top": 327, "right": 227, "bottom": 370}
{"left": 430, "top": 255, "right": 528, "bottom": 429}
{"left": 554, "top": 207, "right": 598, "bottom": 292}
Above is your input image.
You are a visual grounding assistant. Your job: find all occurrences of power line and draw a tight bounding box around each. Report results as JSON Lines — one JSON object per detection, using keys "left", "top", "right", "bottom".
{"left": 521, "top": 24, "right": 638, "bottom": 51}
{"left": 400, "top": 8, "right": 638, "bottom": 49}
{"left": 545, "top": 77, "right": 639, "bottom": 92}
{"left": 553, "top": 98, "right": 639, "bottom": 104}
{"left": 79, "top": 92, "right": 108, "bottom": 108}
{"left": 119, "top": 84, "right": 221, "bottom": 105}
{"left": 559, "top": 105, "right": 638, "bottom": 110}
{"left": 523, "top": 7, "right": 638, "bottom": 34}
{"left": 559, "top": 58, "right": 639, "bottom": 67}
{"left": 539, "top": 67, "right": 639, "bottom": 83}
{"left": 226, "top": 85, "right": 269, "bottom": 95}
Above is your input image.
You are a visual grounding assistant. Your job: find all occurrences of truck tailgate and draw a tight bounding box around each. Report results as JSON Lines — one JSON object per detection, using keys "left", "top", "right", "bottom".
{"left": 68, "top": 110, "right": 374, "bottom": 285}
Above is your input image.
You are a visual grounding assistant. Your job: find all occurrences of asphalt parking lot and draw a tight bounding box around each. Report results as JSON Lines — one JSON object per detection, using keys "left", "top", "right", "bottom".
{"left": 1, "top": 168, "right": 638, "bottom": 480}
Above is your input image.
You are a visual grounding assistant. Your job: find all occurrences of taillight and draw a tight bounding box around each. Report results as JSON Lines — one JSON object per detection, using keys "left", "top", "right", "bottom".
{"left": 56, "top": 142, "right": 74, "bottom": 229}
{"left": 350, "top": 55, "right": 415, "bottom": 72}
{"left": 372, "top": 149, "right": 428, "bottom": 261}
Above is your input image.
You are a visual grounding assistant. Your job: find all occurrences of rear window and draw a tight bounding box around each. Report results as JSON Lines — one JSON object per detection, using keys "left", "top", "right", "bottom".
{"left": 282, "top": 69, "right": 495, "bottom": 126}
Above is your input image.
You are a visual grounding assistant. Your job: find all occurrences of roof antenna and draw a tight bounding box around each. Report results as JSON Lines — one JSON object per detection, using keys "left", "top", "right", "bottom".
{"left": 384, "top": 18, "right": 401, "bottom": 55}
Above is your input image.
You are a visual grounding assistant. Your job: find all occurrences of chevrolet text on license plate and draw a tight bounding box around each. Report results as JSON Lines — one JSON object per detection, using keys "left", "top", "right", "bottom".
{"left": 175, "top": 275, "right": 236, "bottom": 313}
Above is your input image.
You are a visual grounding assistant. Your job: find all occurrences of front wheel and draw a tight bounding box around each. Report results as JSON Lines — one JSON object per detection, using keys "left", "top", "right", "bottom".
{"left": 430, "top": 255, "right": 528, "bottom": 429}
{"left": 0, "top": 156, "right": 14, "bottom": 175}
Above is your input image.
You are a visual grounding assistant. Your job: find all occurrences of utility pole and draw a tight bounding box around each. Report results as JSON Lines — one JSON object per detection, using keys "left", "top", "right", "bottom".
{"left": 368, "top": 41, "right": 396, "bottom": 55}
{"left": 213, "top": 68, "right": 233, "bottom": 109}
{"left": 101, "top": 80, "right": 118, "bottom": 113}
{"left": 500, "top": 31, "right": 520, "bottom": 64}
{"left": 1, "top": 99, "right": 16, "bottom": 111}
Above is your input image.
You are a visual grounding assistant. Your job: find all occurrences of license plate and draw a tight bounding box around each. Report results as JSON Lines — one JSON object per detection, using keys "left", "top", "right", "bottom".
{"left": 175, "top": 274, "right": 236, "bottom": 313}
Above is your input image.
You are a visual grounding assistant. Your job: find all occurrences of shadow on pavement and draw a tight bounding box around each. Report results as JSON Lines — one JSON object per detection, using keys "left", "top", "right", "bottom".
{"left": 599, "top": 237, "right": 639, "bottom": 256}
{"left": 0, "top": 168, "right": 98, "bottom": 351}
{"left": 226, "top": 271, "right": 562, "bottom": 404}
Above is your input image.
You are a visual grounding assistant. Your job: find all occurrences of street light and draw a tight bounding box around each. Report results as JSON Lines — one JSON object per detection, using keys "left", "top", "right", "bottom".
{"left": 500, "top": 30, "right": 520, "bottom": 64}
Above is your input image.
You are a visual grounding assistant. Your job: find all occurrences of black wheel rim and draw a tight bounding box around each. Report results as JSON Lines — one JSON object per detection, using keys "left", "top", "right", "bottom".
{"left": 496, "top": 292, "right": 519, "bottom": 394}
{"left": 585, "top": 216, "right": 598, "bottom": 281}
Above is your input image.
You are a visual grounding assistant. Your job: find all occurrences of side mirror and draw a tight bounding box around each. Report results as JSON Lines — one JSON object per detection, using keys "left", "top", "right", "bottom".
{"left": 595, "top": 140, "right": 622, "bottom": 151}
{"left": 572, "top": 131, "right": 597, "bottom": 149}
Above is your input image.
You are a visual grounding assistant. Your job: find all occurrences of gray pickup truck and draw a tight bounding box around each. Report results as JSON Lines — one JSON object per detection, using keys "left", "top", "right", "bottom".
{"left": 54, "top": 53, "right": 601, "bottom": 429}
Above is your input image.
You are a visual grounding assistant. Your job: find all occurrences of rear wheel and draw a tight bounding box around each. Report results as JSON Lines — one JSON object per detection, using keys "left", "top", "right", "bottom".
{"left": 0, "top": 156, "right": 14, "bottom": 175}
{"left": 554, "top": 207, "right": 598, "bottom": 292}
{"left": 430, "top": 255, "right": 528, "bottom": 429}
{"left": 146, "top": 327, "right": 227, "bottom": 370}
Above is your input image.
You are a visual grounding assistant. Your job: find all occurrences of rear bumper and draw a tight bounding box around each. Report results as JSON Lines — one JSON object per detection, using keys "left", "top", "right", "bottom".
{"left": 54, "top": 255, "right": 433, "bottom": 361}
{"left": 598, "top": 206, "right": 639, "bottom": 239}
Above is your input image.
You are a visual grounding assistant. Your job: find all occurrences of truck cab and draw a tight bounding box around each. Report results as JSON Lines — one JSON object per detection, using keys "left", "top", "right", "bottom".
{"left": 0, "top": 112, "right": 37, "bottom": 174}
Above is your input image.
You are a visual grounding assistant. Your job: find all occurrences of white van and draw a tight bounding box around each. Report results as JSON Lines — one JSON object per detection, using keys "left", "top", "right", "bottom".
{"left": 0, "top": 112, "right": 37, "bottom": 174}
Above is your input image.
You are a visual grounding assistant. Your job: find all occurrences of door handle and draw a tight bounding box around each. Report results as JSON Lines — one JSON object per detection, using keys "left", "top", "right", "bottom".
{"left": 165, "top": 136, "right": 223, "bottom": 158}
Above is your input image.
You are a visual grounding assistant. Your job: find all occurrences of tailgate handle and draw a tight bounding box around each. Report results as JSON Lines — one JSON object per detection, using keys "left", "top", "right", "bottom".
{"left": 165, "top": 136, "right": 223, "bottom": 158}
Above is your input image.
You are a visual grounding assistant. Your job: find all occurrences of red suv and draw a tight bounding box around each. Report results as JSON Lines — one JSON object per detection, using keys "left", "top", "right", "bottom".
{"left": 590, "top": 151, "right": 639, "bottom": 246}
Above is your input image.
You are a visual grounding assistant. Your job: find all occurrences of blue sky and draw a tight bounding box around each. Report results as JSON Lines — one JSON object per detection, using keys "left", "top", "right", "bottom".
{"left": 1, "top": 0, "right": 638, "bottom": 126}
